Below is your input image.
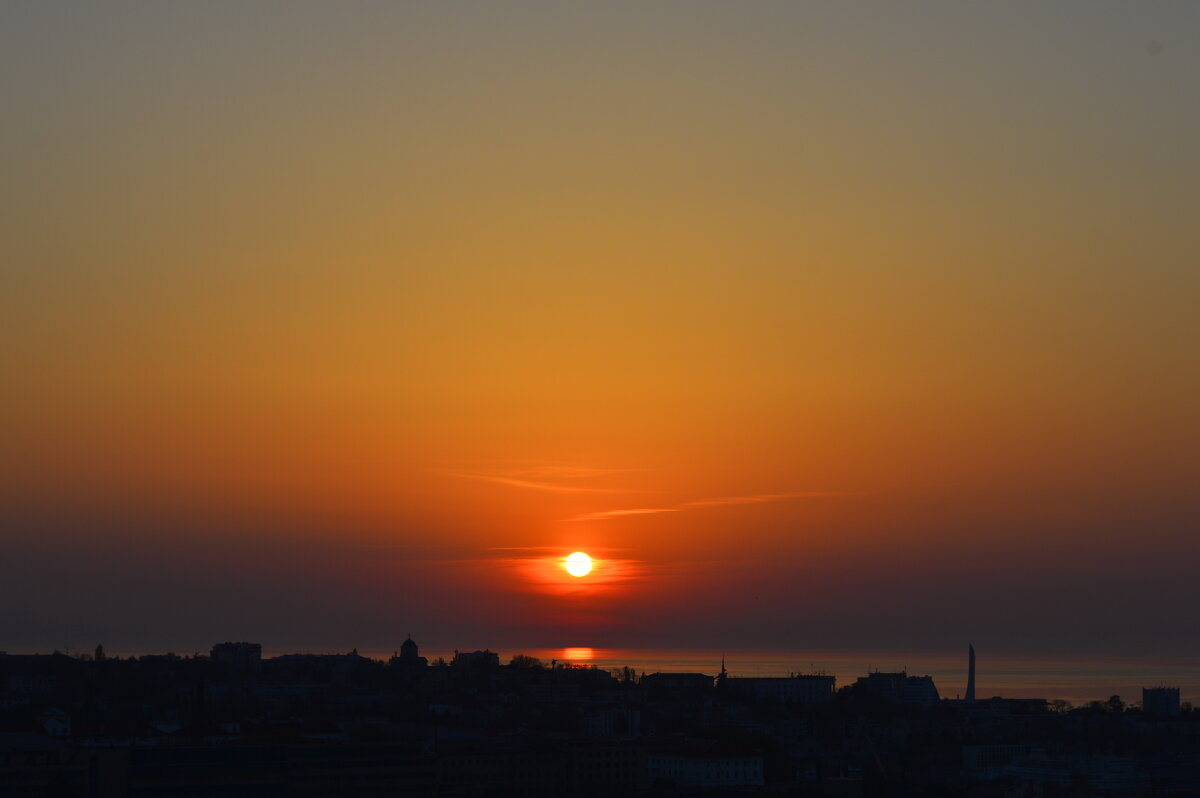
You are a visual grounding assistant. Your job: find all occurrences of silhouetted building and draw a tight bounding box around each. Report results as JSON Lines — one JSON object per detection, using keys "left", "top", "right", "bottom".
{"left": 641, "top": 672, "right": 713, "bottom": 693}
{"left": 853, "top": 670, "right": 940, "bottom": 705}
{"left": 963, "top": 743, "right": 1034, "bottom": 774}
{"left": 648, "top": 741, "right": 764, "bottom": 788}
{"left": 3, "top": 642, "right": 1200, "bottom": 796}
{"left": 393, "top": 635, "right": 428, "bottom": 670}
{"left": 438, "top": 740, "right": 564, "bottom": 794}
{"left": 1143, "top": 686, "right": 1181, "bottom": 716}
{"left": 268, "top": 650, "right": 376, "bottom": 686}
{"left": 452, "top": 649, "right": 499, "bottom": 668}
{"left": 723, "top": 674, "right": 836, "bottom": 704}
{"left": 210, "top": 641, "right": 261, "bottom": 674}
{"left": 569, "top": 741, "right": 648, "bottom": 793}
{"left": 580, "top": 707, "right": 641, "bottom": 737}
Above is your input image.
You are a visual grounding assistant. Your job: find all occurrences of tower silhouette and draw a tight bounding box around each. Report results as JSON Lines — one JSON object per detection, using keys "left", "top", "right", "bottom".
{"left": 965, "top": 643, "right": 976, "bottom": 702}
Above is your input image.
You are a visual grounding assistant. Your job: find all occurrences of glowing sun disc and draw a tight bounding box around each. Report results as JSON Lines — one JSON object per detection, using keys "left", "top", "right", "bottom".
{"left": 565, "top": 551, "right": 592, "bottom": 577}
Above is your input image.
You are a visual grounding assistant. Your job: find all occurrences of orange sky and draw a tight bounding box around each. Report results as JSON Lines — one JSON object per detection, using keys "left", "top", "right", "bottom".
{"left": 1, "top": 2, "right": 1197, "bottom": 654}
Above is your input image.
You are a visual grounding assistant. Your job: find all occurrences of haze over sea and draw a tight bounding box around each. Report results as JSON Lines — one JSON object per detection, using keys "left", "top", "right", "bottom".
{"left": 240, "top": 648, "right": 1197, "bottom": 706}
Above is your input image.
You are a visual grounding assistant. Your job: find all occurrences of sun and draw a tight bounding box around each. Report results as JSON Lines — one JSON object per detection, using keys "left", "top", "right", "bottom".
{"left": 564, "top": 551, "right": 593, "bottom": 577}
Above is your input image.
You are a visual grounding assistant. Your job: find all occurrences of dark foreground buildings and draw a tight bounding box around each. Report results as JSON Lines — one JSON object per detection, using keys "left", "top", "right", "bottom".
{"left": 0, "top": 642, "right": 1197, "bottom": 797}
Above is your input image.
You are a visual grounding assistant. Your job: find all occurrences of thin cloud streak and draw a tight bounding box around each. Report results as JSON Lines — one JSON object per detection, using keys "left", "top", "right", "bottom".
{"left": 568, "top": 508, "right": 683, "bottom": 522}
{"left": 443, "top": 472, "right": 619, "bottom": 493}
{"left": 564, "top": 490, "right": 848, "bottom": 523}
{"left": 501, "top": 465, "right": 629, "bottom": 480}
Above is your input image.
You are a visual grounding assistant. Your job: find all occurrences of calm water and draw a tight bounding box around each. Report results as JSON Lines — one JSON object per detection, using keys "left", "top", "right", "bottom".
{"left": 388, "top": 648, "right": 1199, "bottom": 705}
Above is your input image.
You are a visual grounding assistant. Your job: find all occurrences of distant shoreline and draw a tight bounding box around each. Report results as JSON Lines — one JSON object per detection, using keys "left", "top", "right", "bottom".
{"left": 7, "top": 647, "right": 1195, "bottom": 704}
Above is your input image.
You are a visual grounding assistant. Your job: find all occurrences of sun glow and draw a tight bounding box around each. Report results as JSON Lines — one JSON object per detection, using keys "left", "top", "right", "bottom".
{"left": 564, "top": 551, "right": 593, "bottom": 577}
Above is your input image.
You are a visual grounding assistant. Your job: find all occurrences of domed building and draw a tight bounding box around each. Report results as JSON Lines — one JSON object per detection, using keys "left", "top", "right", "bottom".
{"left": 393, "top": 635, "right": 428, "bottom": 670}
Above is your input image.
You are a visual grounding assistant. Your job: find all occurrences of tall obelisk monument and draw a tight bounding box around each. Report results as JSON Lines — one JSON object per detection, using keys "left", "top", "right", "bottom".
{"left": 966, "top": 643, "right": 976, "bottom": 703}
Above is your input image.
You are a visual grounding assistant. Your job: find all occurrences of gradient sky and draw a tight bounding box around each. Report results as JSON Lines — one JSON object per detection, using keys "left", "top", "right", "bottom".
{"left": 2, "top": 2, "right": 1197, "bottom": 657}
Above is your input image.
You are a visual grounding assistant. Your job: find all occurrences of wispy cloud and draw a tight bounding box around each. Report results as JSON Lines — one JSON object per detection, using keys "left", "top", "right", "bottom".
{"left": 564, "top": 490, "right": 847, "bottom": 523}
{"left": 567, "top": 507, "right": 683, "bottom": 522}
{"left": 504, "top": 465, "right": 628, "bottom": 480}
{"left": 440, "top": 469, "right": 620, "bottom": 494}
